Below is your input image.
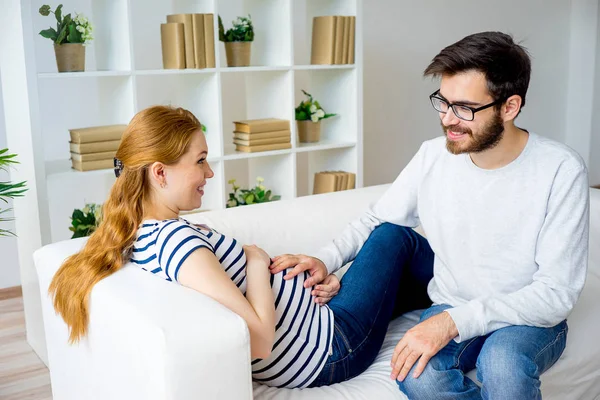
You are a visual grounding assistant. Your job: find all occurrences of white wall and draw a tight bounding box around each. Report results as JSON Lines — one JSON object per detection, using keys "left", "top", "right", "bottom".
{"left": 362, "top": 0, "right": 576, "bottom": 185}
{"left": 0, "top": 71, "right": 21, "bottom": 289}
{"left": 591, "top": 1, "right": 600, "bottom": 186}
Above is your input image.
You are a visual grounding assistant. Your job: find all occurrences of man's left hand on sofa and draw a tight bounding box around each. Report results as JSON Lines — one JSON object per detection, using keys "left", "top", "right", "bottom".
{"left": 390, "top": 311, "right": 459, "bottom": 382}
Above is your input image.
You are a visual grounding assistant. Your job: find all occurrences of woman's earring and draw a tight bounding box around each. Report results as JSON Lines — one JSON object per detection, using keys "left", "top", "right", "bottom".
{"left": 160, "top": 181, "right": 166, "bottom": 189}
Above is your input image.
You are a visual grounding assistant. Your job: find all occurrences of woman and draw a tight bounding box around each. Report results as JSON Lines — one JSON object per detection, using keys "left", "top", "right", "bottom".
{"left": 50, "top": 106, "right": 433, "bottom": 389}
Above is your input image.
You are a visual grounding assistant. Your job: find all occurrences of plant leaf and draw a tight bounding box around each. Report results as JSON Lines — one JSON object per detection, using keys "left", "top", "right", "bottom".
{"left": 67, "top": 23, "right": 82, "bottom": 43}
{"left": 39, "top": 5, "right": 51, "bottom": 16}
{"left": 55, "top": 4, "right": 62, "bottom": 23}
{"left": 39, "top": 28, "right": 58, "bottom": 40}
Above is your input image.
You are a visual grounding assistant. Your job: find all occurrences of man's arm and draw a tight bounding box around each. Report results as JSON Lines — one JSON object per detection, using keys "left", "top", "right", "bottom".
{"left": 446, "top": 164, "right": 589, "bottom": 342}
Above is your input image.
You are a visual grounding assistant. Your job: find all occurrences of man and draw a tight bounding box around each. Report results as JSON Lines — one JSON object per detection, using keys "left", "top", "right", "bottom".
{"left": 271, "top": 31, "right": 589, "bottom": 398}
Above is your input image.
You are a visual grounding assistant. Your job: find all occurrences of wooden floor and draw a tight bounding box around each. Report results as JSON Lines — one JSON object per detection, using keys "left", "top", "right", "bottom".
{"left": 0, "top": 296, "right": 52, "bottom": 400}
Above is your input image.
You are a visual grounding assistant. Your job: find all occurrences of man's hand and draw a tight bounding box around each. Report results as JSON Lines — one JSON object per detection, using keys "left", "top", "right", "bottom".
{"left": 390, "top": 311, "right": 458, "bottom": 382}
{"left": 269, "top": 254, "right": 327, "bottom": 288}
{"left": 311, "top": 274, "right": 340, "bottom": 305}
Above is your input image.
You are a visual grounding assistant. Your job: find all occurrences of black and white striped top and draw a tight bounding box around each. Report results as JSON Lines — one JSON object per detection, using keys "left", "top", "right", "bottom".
{"left": 131, "top": 218, "right": 334, "bottom": 388}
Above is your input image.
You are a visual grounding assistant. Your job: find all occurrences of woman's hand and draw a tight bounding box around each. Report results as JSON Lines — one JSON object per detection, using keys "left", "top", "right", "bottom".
{"left": 311, "top": 273, "right": 341, "bottom": 305}
{"left": 243, "top": 245, "right": 272, "bottom": 268}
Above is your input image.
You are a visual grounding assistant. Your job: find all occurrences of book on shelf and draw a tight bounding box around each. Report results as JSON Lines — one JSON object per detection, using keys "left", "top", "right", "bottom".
{"left": 233, "top": 118, "right": 290, "bottom": 134}
{"left": 235, "top": 142, "right": 292, "bottom": 153}
{"left": 191, "top": 14, "right": 206, "bottom": 69}
{"left": 204, "top": 14, "right": 216, "bottom": 68}
{"left": 311, "top": 16, "right": 336, "bottom": 65}
{"left": 69, "top": 140, "right": 121, "bottom": 154}
{"left": 160, "top": 22, "right": 185, "bottom": 69}
{"left": 166, "top": 14, "right": 195, "bottom": 68}
{"left": 71, "top": 158, "right": 114, "bottom": 172}
{"left": 70, "top": 151, "right": 116, "bottom": 162}
{"left": 348, "top": 16, "right": 356, "bottom": 64}
{"left": 313, "top": 171, "right": 356, "bottom": 194}
{"left": 69, "top": 124, "right": 126, "bottom": 144}
{"left": 233, "top": 130, "right": 291, "bottom": 141}
{"left": 311, "top": 15, "right": 356, "bottom": 65}
{"left": 233, "top": 136, "right": 291, "bottom": 146}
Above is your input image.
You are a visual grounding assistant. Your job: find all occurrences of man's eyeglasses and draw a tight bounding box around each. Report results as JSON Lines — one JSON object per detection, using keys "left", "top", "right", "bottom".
{"left": 429, "top": 90, "right": 505, "bottom": 121}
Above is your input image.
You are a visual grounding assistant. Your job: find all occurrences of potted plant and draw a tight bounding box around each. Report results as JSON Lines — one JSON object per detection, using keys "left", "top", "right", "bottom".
{"left": 69, "top": 203, "right": 102, "bottom": 238}
{"left": 0, "top": 149, "right": 27, "bottom": 237}
{"left": 226, "top": 177, "right": 280, "bottom": 208}
{"left": 218, "top": 15, "right": 254, "bottom": 67}
{"left": 295, "top": 90, "right": 336, "bottom": 143}
{"left": 38, "top": 4, "right": 94, "bottom": 72}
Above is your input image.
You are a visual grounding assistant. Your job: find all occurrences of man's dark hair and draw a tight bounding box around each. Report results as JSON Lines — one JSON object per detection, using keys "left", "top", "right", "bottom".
{"left": 424, "top": 32, "right": 531, "bottom": 110}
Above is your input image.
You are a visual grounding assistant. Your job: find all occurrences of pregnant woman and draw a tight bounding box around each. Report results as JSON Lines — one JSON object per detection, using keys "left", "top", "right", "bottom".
{"left": 49, "top": 106, "right": 433, "bottom": 388}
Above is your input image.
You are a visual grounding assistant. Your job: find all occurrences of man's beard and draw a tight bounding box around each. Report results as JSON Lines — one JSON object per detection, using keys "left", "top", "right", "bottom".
{"left": 442, "top": 111, "right": 505, "bottom": 155}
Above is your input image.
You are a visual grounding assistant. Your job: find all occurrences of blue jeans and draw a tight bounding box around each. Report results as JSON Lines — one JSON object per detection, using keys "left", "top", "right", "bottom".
{"left": 309, "top": 223, "right": 435, "bottom": 387}
{"left": 397, "top": 304, "right": 569, "bottom": 400}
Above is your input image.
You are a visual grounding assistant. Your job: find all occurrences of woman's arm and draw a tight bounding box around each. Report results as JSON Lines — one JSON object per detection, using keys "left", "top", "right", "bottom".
{"left": 177, "top": 246, "right": 275, "bottom": 359}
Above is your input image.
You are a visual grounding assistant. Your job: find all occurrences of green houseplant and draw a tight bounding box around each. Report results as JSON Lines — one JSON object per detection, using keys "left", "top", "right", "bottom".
{"left": 38, "top": 4, "right": 94, "bottom": 72}
{"left": 0, "top": 149, "right": 27, "bottom": 237}
{"left": 218, "top": 15, "right": 254, "bottom": 67}
{"left": 295, "top": 90, "right": 336, "bottom": 143}
{"left": 69, "top": 203, "right": 102, "bottom": 239}
{"left": 226, "top": 177, "right": 280, "bottom": 208}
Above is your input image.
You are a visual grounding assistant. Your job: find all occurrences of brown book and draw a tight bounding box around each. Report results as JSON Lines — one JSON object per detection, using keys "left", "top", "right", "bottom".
{"left": 348, "top": 16, "right": 356, "bottom": 64}
{"left": 342, "top": 17, "right": 350, "bottom": 64}
{"left": 167, "top": 14, "right": 195, "bottom": 68}
{"left": 233, "top": 130, "right": 291, "bottom": 140}
{"left": 204, "top": 14, "right": 216, "bottom": 68}
{"left": 70, "top": 151, "right": 116, "bottom": 162}
{"left": 161, "top": 23, "right": 185, "bottom": 69}
{"left": 233, "top": 118, "right": 290, "bottom": 134}
{"left": 191, "top": 14, "right": 207, "bottom": 69}
{"left": 71, "top": 158, "right": 114, "bottom": 172}
{"left": 339, "top": 172, "right": 349, "bottom": 191}
{"left": 313, "top": 172, "right": 338, "bottom": 194}
{"left": 346, "top": 172, "right": 356, "bottom": 190}
{"left": 311, "top": 16, "right": 337, "bottom": 65}
{"left": 235, "top": 142, "right": 292, "bottom": 153}
{"left": 69, "top": 124, "right": 126, "bottom": 144}
{"left": 334, "top": 16, "right": 344, "bottom": 64}
{"left": 233, "top": 136, "right": 291, "bottom": 146}
{"left": 69, "top": 140, "right": 121, "bottom": 154}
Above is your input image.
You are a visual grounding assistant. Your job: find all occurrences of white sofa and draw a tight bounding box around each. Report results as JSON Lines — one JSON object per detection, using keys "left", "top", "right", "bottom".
{"left": 35, "top": 184, "right": 600, "bottom": 400}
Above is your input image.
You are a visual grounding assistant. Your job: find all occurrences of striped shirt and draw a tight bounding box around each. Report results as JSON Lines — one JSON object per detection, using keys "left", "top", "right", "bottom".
{"left": 131, "top": 218, "right": 334, "bottom": 388}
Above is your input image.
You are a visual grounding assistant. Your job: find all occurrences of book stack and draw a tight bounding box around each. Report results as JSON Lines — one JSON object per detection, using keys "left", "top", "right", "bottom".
{"left": 160, "top": 13, "right": 216, "bottom": 69}
{"left": 232, "top": 118, "right": 292, "bottom": 153}
{"left": 69, "top": 124, "right": 126, "bottom": 172}
{"left": 310, "top": 16, "right": 356, "bottom": 65}
{"left": 313, "top": 171, "right": 356, "bottom": 194}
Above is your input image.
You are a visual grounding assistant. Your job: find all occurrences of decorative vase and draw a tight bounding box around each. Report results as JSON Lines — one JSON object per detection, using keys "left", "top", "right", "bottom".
{"left": 225, "top": 41, "right": 252, "bottom": 67}
{"left": 297, "top": 120, "right": 321, "bottom": 143}
{"left": 54, "top": 43, "right": 85, "bottom": 72}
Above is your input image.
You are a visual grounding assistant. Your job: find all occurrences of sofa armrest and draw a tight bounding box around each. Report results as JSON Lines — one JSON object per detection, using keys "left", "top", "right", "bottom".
{"left": 35, "top": 241, "right": 253, "bottom": 400}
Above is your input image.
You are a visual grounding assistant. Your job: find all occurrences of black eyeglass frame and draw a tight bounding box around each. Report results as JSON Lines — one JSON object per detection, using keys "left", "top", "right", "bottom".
{"left": 429, "top": 90, "right": 506, "bottom": 121}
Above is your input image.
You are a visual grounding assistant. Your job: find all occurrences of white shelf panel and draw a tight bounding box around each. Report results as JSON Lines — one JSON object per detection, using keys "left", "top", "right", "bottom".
{"left": 219, "top": 66, "right": 291, "bottom": 73}
{"left": 293, "top": 65, "right": 355, "bottom": 71}
{"left": 45, "top": 159, "right": 115, "bottom": 179}
{"left": 38, "top": 71, "right": 132, "bottom": 79}
{"left": 135, "top": 68, "right": 217, "bottom": 76}
{"left": 222, "top": 148, "right": 292, "bottom": 161}
{"left": 295, "top": 140, "right": 356, "bottom": 153}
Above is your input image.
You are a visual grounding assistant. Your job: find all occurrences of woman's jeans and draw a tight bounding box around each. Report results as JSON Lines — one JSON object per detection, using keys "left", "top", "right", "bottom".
{"left": 309, "top": 223, "right": 434, "bottom": 387}
{"left": 397, "top": 304, "right": 568, "bottom": 400}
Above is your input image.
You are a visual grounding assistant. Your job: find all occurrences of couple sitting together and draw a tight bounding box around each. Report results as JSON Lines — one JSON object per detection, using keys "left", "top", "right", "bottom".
{"left": 49, "top": 31, "right": 589, "bottom": 399}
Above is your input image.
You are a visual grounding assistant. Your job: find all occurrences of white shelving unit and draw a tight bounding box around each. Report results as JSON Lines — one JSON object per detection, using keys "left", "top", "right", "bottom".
{"left": 8, "top": 0, "right": 361, "bottom": 362}
{"left": 30, "top": 0, "right": 363, "bottom": 244}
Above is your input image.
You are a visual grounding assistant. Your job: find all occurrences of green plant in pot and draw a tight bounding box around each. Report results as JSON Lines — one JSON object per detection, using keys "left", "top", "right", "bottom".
{"left": 218, "top": 14, "right": 254, "bottom": 67}
{"left": 69, "top": 203, "right": 102, "bottom": 239}
{"left": 295, "top": 90, "right": 336, "bottom": 143}
{"left": 0, "top": 149, "right": 27, "bottom": 237}
{"left": 226, "top": 177, "right": 280, "bottom": 208}
{"left": 38, "top": 4, "right": 94, "bottom": 72}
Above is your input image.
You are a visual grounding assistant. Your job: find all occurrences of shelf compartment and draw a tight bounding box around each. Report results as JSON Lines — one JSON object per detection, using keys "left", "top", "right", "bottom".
{"left": 135, "top": 72, "right": 221, "bottom": 157}
{"left": 37, "top": 75, "right": 134, "bottom": 162}
{"left": 216, "top": 0, "right": 292, "bottom": 68}
{"left": 32, "top": 0, "right": 132, "bottom": 73}
{"left": 296, "top": 146, "right": 357, "bottom": 197}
